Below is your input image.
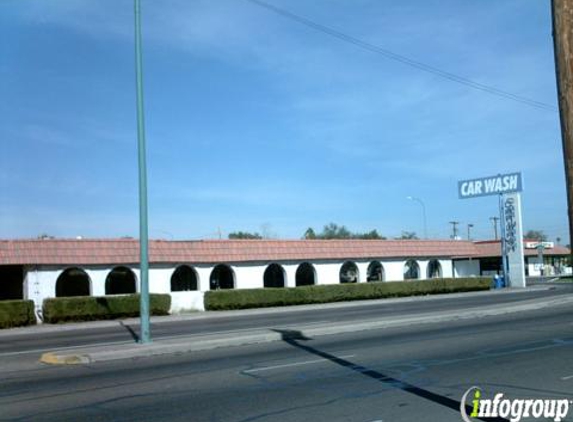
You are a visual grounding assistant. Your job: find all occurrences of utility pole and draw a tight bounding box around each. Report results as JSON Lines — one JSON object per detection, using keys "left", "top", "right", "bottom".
{"left": 552, "top": 0, "right": 573, "bottom": 258}
{"left": 467, "top": 223, "right": 474, "bottom": 241}
{"left": 449, "top": 221, "right": 460, "bottom": 240}
{"left": 490, "top": 217, "right": 500, "bottom": 240}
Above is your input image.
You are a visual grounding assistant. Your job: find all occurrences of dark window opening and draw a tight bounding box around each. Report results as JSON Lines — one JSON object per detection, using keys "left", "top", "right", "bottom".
{"left": 427, "top": 260, "right": 442, "bottom": 278}
{"left": 404, "top": 260, "right": 420, "bottom": 280}
{"left": 171, "top": 265, "right": 198, "bottom": 291}
{"left": 264, "top": 263, "right": 285, "bottom": 288}
{"left": 0, "top": 265, "right": 24, "bottom": 300}
{"left": 296, "top": 262, "right": 315, "bottom": 286}
{"left": 367, "top": 261, "right": 384, "bottom": 282}
{"left": 56, "top": 267, "right": 91, "bottom": 297}
{"left": 210, "top": 264, "right": 234, "bottom": 290}
{"left": 339, "top": 261, "right": 359, "bottom": 283}
{"left": 105, "top": 266, "right": 136, "bottom": 295}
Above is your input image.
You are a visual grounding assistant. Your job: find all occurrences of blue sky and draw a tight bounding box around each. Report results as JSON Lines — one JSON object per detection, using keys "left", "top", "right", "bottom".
{"left": 0, "top": 0, "right": 568, "bottom": 242}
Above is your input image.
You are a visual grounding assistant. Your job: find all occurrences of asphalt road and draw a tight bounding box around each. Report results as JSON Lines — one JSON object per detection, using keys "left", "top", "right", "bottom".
{"left": 0, "top": 285, "right": 571, "bottom": 357}
{"left": 1, "top": 290, "right": 572, "bottom": 422}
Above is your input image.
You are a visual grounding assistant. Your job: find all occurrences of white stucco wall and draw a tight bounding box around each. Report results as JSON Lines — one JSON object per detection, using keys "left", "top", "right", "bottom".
{"left": 315, "top": 261, "right": 341, "bottom": 285}
{"left": 17, "top": 255, "right": 480, "bottom": 322}
{"left": 24, "top": 265, "right": 143, "bottom": 319}
{"left": 384, "top": 261, "right": 406, "bottom": 281}
{"left": 232, "top": 263, "right": 264, "bottom": 289}
{"left": 170, "top": 291, "right": 205, "bottom": 312}
{"left": 439, "top": 260, "right": 454, "bottom": 278}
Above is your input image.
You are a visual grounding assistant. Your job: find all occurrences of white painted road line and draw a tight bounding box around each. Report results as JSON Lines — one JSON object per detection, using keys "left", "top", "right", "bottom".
{"left": 243, "top": 354, "right": 356, "bottom": 373}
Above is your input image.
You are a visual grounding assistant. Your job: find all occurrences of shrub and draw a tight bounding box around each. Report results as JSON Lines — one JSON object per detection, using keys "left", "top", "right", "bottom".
{"left": 205, "top": 277, "right": 490, "bottom": 310}
{"left": 43, "top": 294, "right": 171, "bottom": 324}
{"left": 0, "top": 300, "right": 36, "bottom": 329}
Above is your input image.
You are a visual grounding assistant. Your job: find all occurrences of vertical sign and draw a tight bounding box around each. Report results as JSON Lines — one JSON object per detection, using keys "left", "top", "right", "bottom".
{"left": 458, "top": 172, "right": 526, "bottom": 288}
{"left": 503, "top": 193, "right": 526, "bottom": 288}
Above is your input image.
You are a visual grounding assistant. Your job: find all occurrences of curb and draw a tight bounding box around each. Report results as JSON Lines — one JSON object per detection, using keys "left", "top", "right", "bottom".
{"left": 39, "top": 293, "right": 573, "bottom": 366}
{"left": 2, "top": 285, "right": 555, "bottom": 338}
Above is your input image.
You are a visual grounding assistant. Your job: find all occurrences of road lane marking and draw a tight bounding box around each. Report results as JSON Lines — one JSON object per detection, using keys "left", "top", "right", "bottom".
{"left": 243, "top": 354, "right": 356, "bottom": 373}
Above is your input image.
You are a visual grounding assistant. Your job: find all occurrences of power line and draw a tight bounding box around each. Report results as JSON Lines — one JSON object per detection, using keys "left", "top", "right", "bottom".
{"left": 245, "top": 0, "right": 557, "bottom": 112}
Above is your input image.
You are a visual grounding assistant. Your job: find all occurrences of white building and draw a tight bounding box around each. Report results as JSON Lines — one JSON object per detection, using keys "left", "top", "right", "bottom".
{"left": 0, "top": 238, "right": 568, "bottom": 319}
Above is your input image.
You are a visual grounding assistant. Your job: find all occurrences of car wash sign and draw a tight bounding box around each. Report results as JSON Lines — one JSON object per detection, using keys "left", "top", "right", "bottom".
{"left": 457, "top": 171, "right": 526, "bottom": 288}
{"left": 458, "top": 172, "right": 523, "bottom": 199}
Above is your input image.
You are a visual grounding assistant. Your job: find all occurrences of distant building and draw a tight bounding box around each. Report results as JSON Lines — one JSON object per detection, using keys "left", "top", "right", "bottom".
{"left": 474, "top": 240, "right": 570, "bottom": 277}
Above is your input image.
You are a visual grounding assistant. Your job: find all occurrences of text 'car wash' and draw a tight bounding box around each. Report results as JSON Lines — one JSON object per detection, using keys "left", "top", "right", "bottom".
{"left": 458, "top": 173, "right": 523, "bottom": 199}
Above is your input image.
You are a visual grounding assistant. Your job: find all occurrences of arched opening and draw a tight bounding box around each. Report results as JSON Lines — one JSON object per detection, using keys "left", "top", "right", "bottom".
{"left": 171, "top": 265, "right": 198, "bottom": 291}
{"left": 210, "top": 264, "right": 234, "bottom": 290}
{"left": 105, "top": 266, "right": 136, "bottom": 295}
{"left": 0, "top": 265, "right": 24, "bottom": 300}
{"left": 367, "top": 261, "right": 384, "bottom": 282}
{"left": 296, "top": 262, "right": 316, "bottom": 286}
{"left": 404, "top": 260, "right": 420, "bottom": 280}
{"left": 427, "top": 260, "right": 442, "bottom": 278}
{"left": 264, "top": 263, "right": 285, "bottom": 288}
{"left": 339, "top": 261, "right": 359, "bottom": 283}
{"left": 56, "top": 267, "right": 91, "bottom": 297}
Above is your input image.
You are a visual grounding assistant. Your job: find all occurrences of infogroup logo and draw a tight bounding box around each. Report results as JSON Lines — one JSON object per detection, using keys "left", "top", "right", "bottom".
{"left": 460, "top": 386, "right": 571, "bottom": 422}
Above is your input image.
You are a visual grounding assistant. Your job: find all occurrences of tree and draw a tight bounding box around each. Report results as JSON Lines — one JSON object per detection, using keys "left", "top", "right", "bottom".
{"left": 228, "top": 231, "right": 262, "bottom": 239}
{"left": 355, "top": 229, "right": 385, "bottom": 240}
{"left": 37, "top": 233, "right": 55, "bottom": 240}
{"left": 397, "top": 231, "right": 418, "bottom": 240}
{"left": 302, "top": 223, "right": 386, "bottom": 240}
{"left": 523, "top": 230, "right": 547, "bottom": 242}
{"left": 321, "top": 223, "right": 351, "bottom": 239}
{"left": 303, "top": 228, "right": 316, "bottom": 239}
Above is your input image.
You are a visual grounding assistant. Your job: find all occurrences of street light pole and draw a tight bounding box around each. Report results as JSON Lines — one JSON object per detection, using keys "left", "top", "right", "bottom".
{"left": 134, "top": 0, "right": 150, "bottom": 344}
{"left": 407, "top": 196, "right": 427, "bottom": 239}
{"left": 467, "top": 223, "right": 474, "bottom": 240}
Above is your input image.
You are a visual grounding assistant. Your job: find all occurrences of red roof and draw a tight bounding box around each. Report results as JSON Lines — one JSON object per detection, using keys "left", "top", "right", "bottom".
{"left": 0, "top": 238, "right": 479, "bottom": 266}
{"left": 473, "top": 240, "right": 571, "bottom": 258}
{"left": 0, "top": 239, "right": 568, "bottom": 266}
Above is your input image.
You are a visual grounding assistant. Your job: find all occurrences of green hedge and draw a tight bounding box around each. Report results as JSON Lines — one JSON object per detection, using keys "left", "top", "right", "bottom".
{"left": 42, "top": 294, "right": 171, "bottom": 324}
{"left": 205, "top": 278, "right": 491, "bottom": 311}
{"left": 0, "top": 300, "right": 36, "bottom": 329}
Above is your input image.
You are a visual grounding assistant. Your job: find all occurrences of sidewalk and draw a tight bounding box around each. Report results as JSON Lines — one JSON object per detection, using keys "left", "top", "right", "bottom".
{"left": 39, "top": 287, "right": 572, "bottom": 365}
{"left": 0, "top": 284, "right": 552, "bottom": 337}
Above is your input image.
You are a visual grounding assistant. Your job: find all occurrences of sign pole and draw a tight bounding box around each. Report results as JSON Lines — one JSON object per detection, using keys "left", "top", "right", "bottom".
{"left": 499, "top": 194, "right": 508, "bottom": 284}
{"left": 134, "top": 0, "right": 151, "bottom": 344}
